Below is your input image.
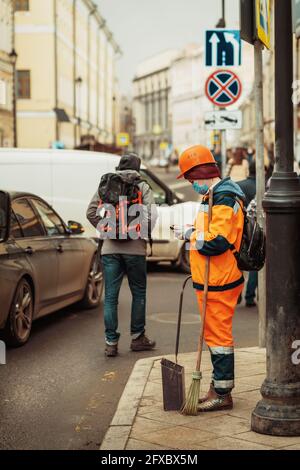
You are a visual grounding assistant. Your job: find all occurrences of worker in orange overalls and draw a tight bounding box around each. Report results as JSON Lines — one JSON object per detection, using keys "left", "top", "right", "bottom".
{"left": 175, "top": 145, "right": 245, "bottom": 411}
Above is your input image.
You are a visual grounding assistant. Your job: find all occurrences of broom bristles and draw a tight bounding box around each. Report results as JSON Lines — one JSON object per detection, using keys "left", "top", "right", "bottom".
{"left": 181, "top": 371, "right": 202, "bottom": 416}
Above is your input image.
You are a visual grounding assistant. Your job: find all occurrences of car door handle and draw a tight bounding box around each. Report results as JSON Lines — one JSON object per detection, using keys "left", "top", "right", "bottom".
{"left": 56, "top": 244, "right": 64, "bottom": 253}
{"left": 25, "top": 246, "right": 34, "bottom": 255}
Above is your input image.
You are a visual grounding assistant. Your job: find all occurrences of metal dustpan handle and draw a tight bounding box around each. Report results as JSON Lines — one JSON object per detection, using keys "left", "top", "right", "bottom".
{"left": 175, "top": 275, "right": 192, "bottom": 364}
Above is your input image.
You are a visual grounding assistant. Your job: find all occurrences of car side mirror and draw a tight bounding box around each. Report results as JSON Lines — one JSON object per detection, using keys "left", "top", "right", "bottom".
{"left": 67, "top": 220, "right": 85, "bottom": 235}
{"left": 0, "top": 191, "right": 10, "bottom": 242}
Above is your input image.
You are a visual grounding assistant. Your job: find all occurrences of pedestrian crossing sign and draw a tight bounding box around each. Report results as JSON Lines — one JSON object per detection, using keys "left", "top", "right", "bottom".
{"left": 255, "top": 0, "right": 271, "bottom": 49}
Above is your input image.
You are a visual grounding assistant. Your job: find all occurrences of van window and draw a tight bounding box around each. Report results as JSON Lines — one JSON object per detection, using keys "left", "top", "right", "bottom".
{"left": 140, "top": 170, "right": 167, "bottom": 205}
{"left": 12, "top": 199, "right": 44, "bottom": 238}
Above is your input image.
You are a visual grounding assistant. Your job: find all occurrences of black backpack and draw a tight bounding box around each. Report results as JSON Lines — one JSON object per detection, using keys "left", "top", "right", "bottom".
{"left": 231, "top": 198, "right": 266, "bottom": 272}
{"left": 97, "top": 173, "right": 146, "bottom": 241}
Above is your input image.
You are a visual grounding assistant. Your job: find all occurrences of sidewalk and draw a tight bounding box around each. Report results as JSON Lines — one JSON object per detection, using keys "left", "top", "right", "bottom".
{"left": 100, "top": 347, "right": 300, "bottom": 451}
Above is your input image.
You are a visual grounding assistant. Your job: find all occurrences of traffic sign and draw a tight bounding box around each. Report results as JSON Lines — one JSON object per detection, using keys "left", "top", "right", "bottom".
{"left": 117, "top": 133, "right": 130, "bottom": 147}
{"left": 255, "top": 0, "right": 271, "bottom": 49}
{"left": 205, "top": 70, "right": 242, "bottom": 107}
{"left": 205, "top": 30, "right": 241, "bottom": 67}
{"left": 204, "top": 110, "right": 243, "bottom": 130}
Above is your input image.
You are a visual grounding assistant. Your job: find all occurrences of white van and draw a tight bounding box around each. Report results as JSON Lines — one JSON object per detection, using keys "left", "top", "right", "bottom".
{"left": 0, "top": 149, "right": 198, "bottom": 272}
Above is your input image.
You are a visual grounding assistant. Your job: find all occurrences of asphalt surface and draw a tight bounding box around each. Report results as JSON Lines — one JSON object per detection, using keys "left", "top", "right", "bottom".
{"left": 0, "top": 167, "right": 259, "bottom": 450}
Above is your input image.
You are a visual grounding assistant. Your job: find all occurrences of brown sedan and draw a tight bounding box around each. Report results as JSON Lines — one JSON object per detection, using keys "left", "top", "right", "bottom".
{"left": 0, "top": 190, "right": 103, "bottom": 347}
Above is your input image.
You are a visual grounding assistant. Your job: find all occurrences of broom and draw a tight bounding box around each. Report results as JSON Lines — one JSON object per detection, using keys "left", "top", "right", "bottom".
{"left": 181, "top": 187, "right": 213, "bottom": 416}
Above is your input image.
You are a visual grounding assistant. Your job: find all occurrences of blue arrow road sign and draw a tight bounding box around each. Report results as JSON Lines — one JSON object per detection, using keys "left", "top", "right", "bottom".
{"left": 205, "top": 30, "right": 241, "bottom": 67}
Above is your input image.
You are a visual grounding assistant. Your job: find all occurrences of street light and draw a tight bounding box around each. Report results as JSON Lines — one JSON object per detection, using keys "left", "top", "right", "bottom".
{"left": 251, "top": 0, "right": 300, "bottom": 436}
{"left": 9, "top": 48, "right": 18, "bottom": 148}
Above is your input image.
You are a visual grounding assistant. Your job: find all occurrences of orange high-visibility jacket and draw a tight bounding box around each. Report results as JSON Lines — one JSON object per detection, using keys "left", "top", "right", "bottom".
{"left": 187, "top": 178, "right": 246, "bottom": 292}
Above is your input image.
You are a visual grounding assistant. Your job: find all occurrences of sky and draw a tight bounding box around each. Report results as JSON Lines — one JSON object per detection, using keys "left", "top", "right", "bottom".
{"left": 97, "top": 0, "right": 240, "bottom": 94}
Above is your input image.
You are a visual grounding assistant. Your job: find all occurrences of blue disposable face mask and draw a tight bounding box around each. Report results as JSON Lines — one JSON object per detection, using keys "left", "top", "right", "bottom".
{"left": 192, "top": 182, "right": 209, "bottom": 195}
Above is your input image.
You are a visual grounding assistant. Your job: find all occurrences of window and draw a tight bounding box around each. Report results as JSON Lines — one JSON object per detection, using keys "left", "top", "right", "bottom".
{"left": 12, "top": 199, "right": 44, "bottom": 238}
{"left": 30, "top": 199, "right": 65, "bottom": 237}
{"left": 15, "top": 0, "right": 29, "bottom": 11}
{"left": 10, "top": 211, "right": 23, "bottom": 239}
{"left": 140, "top": 170, "right": 167, "bottom": 205}
{"left": 17, "top": 71, "right": 31, "bottom": 99}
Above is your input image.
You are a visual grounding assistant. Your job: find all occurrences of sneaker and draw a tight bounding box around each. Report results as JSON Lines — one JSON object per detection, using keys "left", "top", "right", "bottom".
{"left": 105, "top": 343, "right": 118, "bottom": 357}
{"left": 130, "top": 334, "right": 156, "bottom": 352}
{"left": 198, "top": 388, "right": 233, "bottom": 412}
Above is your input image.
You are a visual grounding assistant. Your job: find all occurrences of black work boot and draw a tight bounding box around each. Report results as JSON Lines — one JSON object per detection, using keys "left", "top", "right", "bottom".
{"left": 105, "top": 343, "right": 118, "bottom": 357}
{"left": 130, "top": 334, "right": 156, "bottom": 352}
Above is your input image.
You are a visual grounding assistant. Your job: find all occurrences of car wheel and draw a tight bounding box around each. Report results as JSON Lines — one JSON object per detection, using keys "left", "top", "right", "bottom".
{"left": 80, "top": 255, "right": 104, "bottom": 309}
{"left": 4, "top": 278, "right": 34, "bottom": 347}
{"left": 179, "top": 243, "right": 191, "bottom": 274}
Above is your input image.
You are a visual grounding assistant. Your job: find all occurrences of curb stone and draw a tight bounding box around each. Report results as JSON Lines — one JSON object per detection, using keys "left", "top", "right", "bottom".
{"left": 100, "top": 355, "right": 164, "bottom": 450}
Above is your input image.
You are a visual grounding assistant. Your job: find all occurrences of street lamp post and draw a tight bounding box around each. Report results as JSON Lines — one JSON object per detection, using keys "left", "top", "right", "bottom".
{"left": 75, "top": 77, "right": 83, "bottom": 145}
{"left": 10, "top": 1, "right": 18, "bottom": 148}
{"left": 9, "top": 49, "right": 18, "bottom": 148}
{"left": 251, "top": 0, "right": 300, "bottom": 436}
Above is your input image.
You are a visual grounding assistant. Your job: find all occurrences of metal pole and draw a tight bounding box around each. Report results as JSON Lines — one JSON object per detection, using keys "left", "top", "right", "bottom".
{"left": 251, "top": 0, "right": 300, "bottom": 436}
{"left": 294, "top": 38, "right": 300, "bottom": 163}
{"left": 221, "top": 129, "right": 227, "bottom": 177}
{"left": 73, "top": 0, "right": 77, "bottom": 147}
{"left": 254, "top": 40, "right": 266, "bottom": 348}
{"left": 11, "top": 1, "right": 17, "bottom": 148}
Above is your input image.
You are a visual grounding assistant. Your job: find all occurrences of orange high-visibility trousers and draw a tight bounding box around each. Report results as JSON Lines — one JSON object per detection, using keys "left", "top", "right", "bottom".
{"left": 196, "top": 284, "right": 244, "bottom": 348}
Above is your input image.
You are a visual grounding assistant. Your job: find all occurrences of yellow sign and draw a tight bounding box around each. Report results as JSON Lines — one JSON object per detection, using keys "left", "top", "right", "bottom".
{"left": 117, "top": 133, "right": 130, "bottom": 147}
{"left": 152, "top": 124, "right": 162, "bottom": 135}
{"left": 256, "top": 0, "right": 271, "bottom": 49}
{"left": 210, "top": 131, "right": 221, "bottom": 147}
{"left": 160, "top": 142, "right": 168, "bottom": 150}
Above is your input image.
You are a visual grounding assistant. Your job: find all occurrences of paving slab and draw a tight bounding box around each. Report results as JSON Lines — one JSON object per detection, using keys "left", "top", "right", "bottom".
{"left": 100, "top": 348, "right": 300, "bottom": 450}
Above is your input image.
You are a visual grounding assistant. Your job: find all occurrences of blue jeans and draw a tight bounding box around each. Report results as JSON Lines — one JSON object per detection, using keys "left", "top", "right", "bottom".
{"left": 102, "top": 254, "right": 147, "bottom": 344}
{"left": 245, "top": 271, "right": 258, "bottom": 304}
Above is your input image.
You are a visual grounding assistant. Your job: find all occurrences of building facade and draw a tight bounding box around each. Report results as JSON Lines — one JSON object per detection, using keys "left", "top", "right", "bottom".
{"left": 0, "top": 0, "right": 14, "bottom": 147}
{"left": 171, "top": 44, "right": 207, "bottom": 155}
{"left": 14, "top": 0, "right": 120, "bottom": 149}
{"left": 133, "top": 41, "right": 255, "bottom": 160}
{"left": 132, "top": 50, "right": 177, "bottom": 160}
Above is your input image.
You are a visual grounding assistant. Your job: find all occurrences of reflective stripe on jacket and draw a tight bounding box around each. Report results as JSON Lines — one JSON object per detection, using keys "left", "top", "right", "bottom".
{"left": 188, "top": 178, "right": 245, "bottom": 291}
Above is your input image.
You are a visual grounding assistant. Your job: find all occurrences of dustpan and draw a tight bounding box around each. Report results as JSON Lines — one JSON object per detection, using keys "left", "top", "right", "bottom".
{"left": 161, "top": 275, "right": 192, "bottom": 411}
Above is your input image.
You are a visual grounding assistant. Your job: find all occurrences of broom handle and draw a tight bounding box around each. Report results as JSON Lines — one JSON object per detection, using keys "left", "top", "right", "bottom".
{"left": 196, "top": 188, "right": 213, "bottom": 372}
{"left": 175, "top": 275, "right": 192, "bottom": 363}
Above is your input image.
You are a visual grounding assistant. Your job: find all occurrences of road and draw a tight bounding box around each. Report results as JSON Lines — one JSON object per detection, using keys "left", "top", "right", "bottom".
{"left": 0, "top": 167, "right": 259, "bottom": 450}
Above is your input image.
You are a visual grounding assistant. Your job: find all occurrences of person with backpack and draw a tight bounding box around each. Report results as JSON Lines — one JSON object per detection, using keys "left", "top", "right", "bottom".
{"left": 86, "top": 153, "right": 158, "bottom": 357}
{"left": 174, "top": 145, "right": 247, "bottom": 411}
{"left": 237, "top": 161, "right": 258, "bottom": 307}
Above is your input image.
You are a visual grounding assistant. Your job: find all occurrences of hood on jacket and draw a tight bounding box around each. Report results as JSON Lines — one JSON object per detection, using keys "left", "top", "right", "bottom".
{"left": 116, "top": 153, "right": 141, "bottom": 172}
{"left": 213, "top": 177, "right": 246, "bottom": 202}
{"left": 116, "top": 169, "right": 141, "bottom": 183}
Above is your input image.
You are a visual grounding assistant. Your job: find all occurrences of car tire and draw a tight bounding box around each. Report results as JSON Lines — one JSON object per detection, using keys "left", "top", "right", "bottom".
{"left": 179, "top": 243, "right": 191, "bottom": 274}
{"left": 80, "top": 254, "right": 104, "bottom": 309}
{"left": 4, "top": 278, "right": 34, "bottom": 347}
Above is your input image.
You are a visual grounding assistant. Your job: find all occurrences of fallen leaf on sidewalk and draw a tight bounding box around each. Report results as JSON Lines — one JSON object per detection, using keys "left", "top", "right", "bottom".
{"left": 101, "top": 371, "right": 116, "bottom": 382}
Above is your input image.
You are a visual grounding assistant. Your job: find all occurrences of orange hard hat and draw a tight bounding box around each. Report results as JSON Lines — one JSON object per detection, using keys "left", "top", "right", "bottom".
{"left": 177, "top": 145, "right": 216, "bottom": 179}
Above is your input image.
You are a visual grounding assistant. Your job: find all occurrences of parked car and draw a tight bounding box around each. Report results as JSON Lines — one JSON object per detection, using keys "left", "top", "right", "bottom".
{"left": 0, "top": 190, "right": 103, "bottom": 347}
{"left": 0, "top": 149, "right": 198, "bottom": 272}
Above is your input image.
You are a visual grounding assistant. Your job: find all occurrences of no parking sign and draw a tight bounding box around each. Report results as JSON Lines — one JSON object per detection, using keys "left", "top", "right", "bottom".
{"left": 205, "top": 69, "right": 242, "bottom": 107}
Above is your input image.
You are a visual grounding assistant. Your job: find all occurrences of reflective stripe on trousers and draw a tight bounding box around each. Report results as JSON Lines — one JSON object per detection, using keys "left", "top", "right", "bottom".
{"left": 196, "top": 283, "right": 244, "bottom": 391}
